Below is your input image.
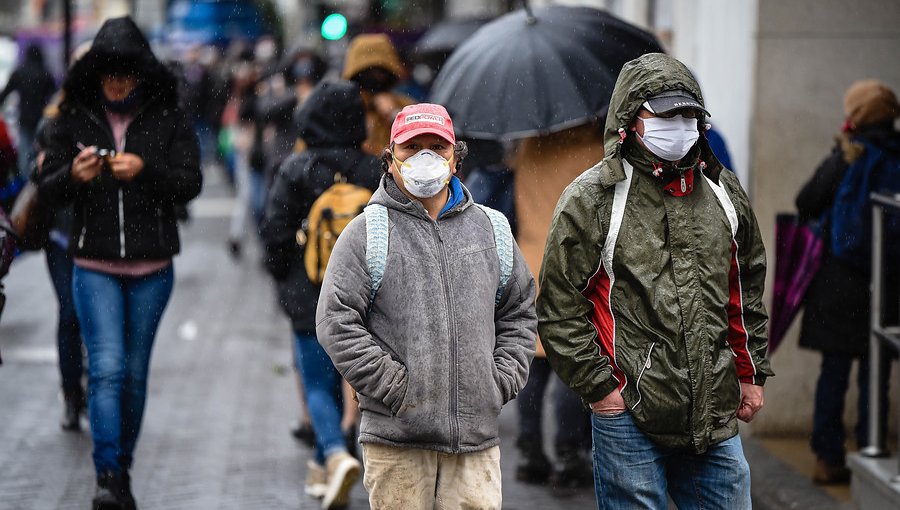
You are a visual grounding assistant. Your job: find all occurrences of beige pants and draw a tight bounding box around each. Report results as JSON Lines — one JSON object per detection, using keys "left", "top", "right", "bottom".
{"left": 361, "top": 443, "right": 502, "bottom": 510}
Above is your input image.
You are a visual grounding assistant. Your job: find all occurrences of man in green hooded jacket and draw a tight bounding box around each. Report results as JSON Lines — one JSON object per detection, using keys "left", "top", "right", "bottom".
{"left": 537, "top": 53, "right": 774, "bottom": 508}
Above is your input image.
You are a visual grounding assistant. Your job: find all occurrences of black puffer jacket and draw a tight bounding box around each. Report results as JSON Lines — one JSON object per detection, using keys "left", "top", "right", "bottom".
{"left": 261, "top": 80, "right": 381, "bottom": 334}
{"left": 796, "top": 124, "right": 900, "bottom": 356}
{"left": 38, "top": 17, "right": 201, "bottom": 260}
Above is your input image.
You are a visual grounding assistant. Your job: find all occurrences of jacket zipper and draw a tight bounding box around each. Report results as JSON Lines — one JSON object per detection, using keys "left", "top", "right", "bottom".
{"left": 78, "top": 101, "right": 153, "bottom": 258}
{"left": 631, "top": 342, "right": 657, "bottom": 411}
{"left": 433, "top": 221, "right": 460, "bottom": 452}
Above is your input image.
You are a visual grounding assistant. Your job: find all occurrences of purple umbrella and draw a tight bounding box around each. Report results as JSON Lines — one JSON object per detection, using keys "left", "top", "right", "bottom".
{"left": 769, "top": 214, "right": 825, "bottom": 353}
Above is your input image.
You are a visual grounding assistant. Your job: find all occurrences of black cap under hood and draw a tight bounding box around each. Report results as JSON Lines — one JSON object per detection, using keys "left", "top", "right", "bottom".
{"left": 295, "top": 80, "right": 367, "bottom": 148}
{"left": 62, "top": 16, "right": 178, "bottom": 110}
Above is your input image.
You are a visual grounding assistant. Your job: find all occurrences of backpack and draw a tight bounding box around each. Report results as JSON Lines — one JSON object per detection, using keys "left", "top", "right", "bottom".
{"left": 828, "top": 138, "right": 900, "bottom": 270}
{"left": 363, "top": 203, "right": 513, "bottom": 309}
{"left": 300, "top": 172, "right": 373, "bottom": 285}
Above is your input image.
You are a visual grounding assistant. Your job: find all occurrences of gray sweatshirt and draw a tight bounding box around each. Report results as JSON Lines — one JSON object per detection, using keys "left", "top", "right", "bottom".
{"left": 316, "top": 176, "right": 537, "bottom": 453}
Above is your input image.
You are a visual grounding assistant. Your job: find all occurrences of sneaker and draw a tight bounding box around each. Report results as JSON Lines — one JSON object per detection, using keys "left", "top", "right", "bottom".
{"left": 812, "top": 458, "right": 851, "bottom": 485}
{"left": 92, "top": 472, "right": 124, "bottom": 510}
{"left": 322, "top": 451, "right": 360, "bottom": 509}
{"left": 515, "top": 438, "right": 552, "bottom": 485}
{"left": 305, "top": 461, "right": 327, "bottom": 499}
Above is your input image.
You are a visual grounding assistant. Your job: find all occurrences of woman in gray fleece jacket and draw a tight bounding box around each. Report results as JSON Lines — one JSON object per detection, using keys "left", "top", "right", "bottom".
{"left": 316, "top": 103, "right": 537, "bottom": 509}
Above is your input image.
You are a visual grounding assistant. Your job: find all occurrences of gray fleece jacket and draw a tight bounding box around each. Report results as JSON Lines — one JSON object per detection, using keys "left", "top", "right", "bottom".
{"left": 316, "top": 175, "right": 537, "bottom": 453}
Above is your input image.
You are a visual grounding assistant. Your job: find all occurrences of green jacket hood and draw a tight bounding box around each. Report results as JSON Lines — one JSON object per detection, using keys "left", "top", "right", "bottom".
{"left": 600, "top": 53, "right": 723, "bottom": 184}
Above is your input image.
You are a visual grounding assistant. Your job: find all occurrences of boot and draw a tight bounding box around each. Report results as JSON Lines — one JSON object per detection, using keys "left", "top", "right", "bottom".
{"left": 550, "top": 446, "right": 594, "bottom": 491}
{"left": 92, "top": 472, "right": 124, "bottom": 510}
{"left": 515, "top": 437, "right": 552, "bottom": 485}
{"left": 322, "top": 450, "right": 360, "bottom": 509}
{"left": 812, "top": 458, "right": 851, "bottom": 485}
{"left": 61, "top": 386, "right": 85, "bottom": 432}
{"left": 119, "top": 470, "right": 137, "bottom": 510}
{"left": 343, "top": 424, "right": 358, "bottom": 459}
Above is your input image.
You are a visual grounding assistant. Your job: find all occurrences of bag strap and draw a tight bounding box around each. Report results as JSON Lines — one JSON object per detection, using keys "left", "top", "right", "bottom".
{"left": 364, "top": 204, "right": 389, "bottom": 309}
{"left": 364, "top": 203, "right": 514, "bottom": 310}
{"left": 476, "top": 204, "right": 514, "bottom": 306}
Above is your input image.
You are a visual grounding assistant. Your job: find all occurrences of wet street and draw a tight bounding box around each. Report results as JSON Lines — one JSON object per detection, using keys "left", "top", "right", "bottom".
{"left": 0, "top": 171, "right": 597, "bottom": 509}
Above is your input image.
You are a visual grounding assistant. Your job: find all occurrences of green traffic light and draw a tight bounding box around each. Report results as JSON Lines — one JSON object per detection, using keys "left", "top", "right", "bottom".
{"left": 321, "top": 13, "right": 348, "bottom": 40}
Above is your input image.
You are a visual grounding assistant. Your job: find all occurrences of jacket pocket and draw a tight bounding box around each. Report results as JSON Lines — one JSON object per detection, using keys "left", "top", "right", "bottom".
{"left": 357, "top": 392, "right": 394, "bottom": 417}
{"left": 630, "top": 342, "right": 657, "bottom": 411}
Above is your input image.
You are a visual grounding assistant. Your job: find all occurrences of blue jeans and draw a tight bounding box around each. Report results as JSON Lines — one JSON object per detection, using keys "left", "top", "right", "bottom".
{"left": 591, "top": 411, "right": 751, "bottom": 510}
{"left": 294, "top": 333, "right": 346, "bottom": 465}
{"left": 811, "top": 352, "right": 891, "bottom": 464}
{"left": 73, "top": 265, "right": 174, "bottom": 474}
{"left": 45, "top": 242, "right": 83, "bottom": 392}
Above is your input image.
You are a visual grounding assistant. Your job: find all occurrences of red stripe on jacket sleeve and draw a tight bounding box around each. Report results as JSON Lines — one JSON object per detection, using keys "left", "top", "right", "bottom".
{"left": 727, "top": 240, "right": 757, "bottom": 383}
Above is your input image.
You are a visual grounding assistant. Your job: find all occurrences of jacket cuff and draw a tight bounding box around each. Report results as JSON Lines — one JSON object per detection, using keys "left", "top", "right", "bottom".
{"left": 582, "top": 375, "right": 621, "bottom": 405}
{"left": 740, "top": 375, "right": 766, "bottom": 386}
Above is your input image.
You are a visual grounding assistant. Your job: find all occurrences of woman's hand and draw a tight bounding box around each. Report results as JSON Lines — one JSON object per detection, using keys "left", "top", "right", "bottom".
{"left": 109, "top": 152, "right": 145, "bottom": 182}
{"left": 71, "top": 146, "right": 102, "bottom": 182}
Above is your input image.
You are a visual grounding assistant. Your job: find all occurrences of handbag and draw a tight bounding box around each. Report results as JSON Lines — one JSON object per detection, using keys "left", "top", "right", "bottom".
{"left": 9, "top": 180, "right": 51, "bottom": 251}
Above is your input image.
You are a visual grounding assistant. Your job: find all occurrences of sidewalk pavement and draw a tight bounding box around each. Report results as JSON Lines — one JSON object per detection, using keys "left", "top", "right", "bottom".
{"left": 0, "top": 174, "right": 851, "bottom": 509}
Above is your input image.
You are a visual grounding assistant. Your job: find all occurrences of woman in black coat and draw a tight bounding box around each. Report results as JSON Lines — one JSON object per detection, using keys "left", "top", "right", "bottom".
{"left": 796, "top": 79, "right": 899, "bottom": 485}
{"left": 39, "top": 16, "right": 201, "bottom": 509}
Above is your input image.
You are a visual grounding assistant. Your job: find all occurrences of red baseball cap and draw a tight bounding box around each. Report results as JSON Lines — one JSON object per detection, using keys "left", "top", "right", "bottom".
{"left": 390, "top": 103, "right": 456, "bottom": 145}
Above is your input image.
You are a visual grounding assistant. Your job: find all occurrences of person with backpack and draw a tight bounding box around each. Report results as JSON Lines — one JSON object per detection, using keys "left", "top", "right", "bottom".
{"left": 315, "top": 103, "right": 537, "bottom": 509}
{"left": 261, "top": 80, "right": 380, "bottom": 509}
{"left": 796, "top": 79, "right": 900, "bottom": 485}
{"left": 536, "top": 53, "right": 774, "bottom": 509}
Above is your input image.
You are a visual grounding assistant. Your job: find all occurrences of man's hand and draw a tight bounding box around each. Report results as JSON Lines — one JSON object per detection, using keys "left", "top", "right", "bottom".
{"left": 737, "top": 383, "right": 764, "bottom": 422}
{"left": 109, "top": 152, "right": 144, "bottom": 182}
{"left": 71, "top": 146, "right": 102, "bottom": 182}
{"left": 590, "top": 388, "right": 626, "bottom": 415}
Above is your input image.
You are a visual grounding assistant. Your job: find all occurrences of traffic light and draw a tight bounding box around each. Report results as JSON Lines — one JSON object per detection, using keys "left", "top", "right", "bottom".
{"left": 320, "top": 13, "right": 348, "bottom": 41}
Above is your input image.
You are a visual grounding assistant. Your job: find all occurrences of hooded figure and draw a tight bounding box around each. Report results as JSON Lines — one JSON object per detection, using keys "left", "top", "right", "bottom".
{"left": 537, "top": 53, "right": 773, "bottom": 508}
{"left": 37, "top": 16, "right": 201, "bottom": 510}
{"left": 342, "top": 34, "right": 415, "bottom": 156}
{"left": 260, "top": 80, "right": 381, "bottom": 509}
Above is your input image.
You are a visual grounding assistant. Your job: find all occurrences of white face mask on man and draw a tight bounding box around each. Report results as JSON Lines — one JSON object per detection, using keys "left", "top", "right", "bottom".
{"left": 393, "top": 149, "right": 452, "bottom": 198}
{"left": 637, "top": 115, "right": 700, "bottom": 162}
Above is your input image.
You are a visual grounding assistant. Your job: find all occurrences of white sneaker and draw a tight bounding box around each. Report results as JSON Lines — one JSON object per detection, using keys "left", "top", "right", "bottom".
{"left": 305, "top": 461, "right": 327, "bottom": 499}
{"left": 322, "top": 451, "right": 360, "bottom": 509}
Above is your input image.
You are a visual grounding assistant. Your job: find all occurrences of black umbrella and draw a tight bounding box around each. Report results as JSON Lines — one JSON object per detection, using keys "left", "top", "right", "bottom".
{"left": 429, "top": 5, "right": 663, "bottom": 140}
{"left": 415, "top": 17, "right": 491, "bottom": 55}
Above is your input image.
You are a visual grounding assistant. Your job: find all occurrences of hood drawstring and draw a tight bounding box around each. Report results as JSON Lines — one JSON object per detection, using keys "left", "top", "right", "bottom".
{"left": 617, "top": 128, "right": 627, "bottom": 144}
{"left": 651, "top": 161, "right": 665, "bottom": 178}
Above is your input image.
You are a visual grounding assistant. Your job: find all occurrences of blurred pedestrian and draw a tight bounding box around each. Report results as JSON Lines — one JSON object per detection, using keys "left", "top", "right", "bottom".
{"left": 34, "top": 90, "right": 86, "bottom": 432}
{"left": 796, "top": 79, "right": 900, "bottom": 484}
{"left": 342, "top": 34, "right": 416, "bottom": 156}
{"left": 261, "top": 80, "right": 379, "bottom": 508}
{"left": 507, "top": 124, "right": 604, "bottom": 489}
{"left": 0, "top": 44, "right": 56, "bottom": 181}
{"left": 537, "top": 53, "right": 773, "bottom": 508}
{"left": 316, "top": 103, "right": 537, "bottom": 509}
{"left": 38, "top": 16, "right": 202, "bottom": 510}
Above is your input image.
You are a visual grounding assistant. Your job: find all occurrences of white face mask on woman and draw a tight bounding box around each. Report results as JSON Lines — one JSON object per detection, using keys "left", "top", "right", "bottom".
{"left": 637, "top": 115, "right": 700, "bottom": 162}
{"left": 393, "top": 149, "right": 452, "bottom": 198}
